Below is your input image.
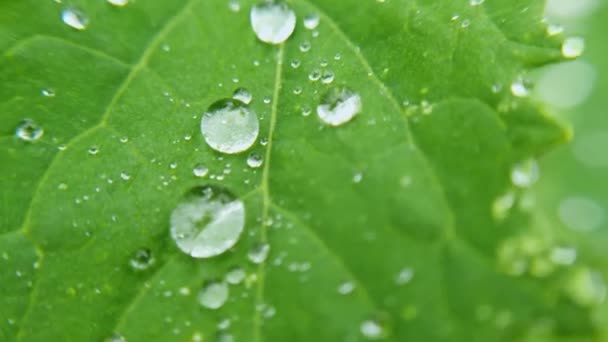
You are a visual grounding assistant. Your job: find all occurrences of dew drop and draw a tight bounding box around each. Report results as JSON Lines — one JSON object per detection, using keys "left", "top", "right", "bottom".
{"left": 492, "top": 191, "right": 515, "bottom": 220}
{"left": 290, "top": 59, "right": 301, "bottom": 68}
{"left": 562, "top": 37, "right": 585, "bottom": 58}
{"left": 61, "top": 8, "right": 89, "bottom": 30}
{"left": 225, "top": 267, "right": 246, "bottom": 285}
{"left": 360, "top": 319, "right": 385, "bottom": 340}
{"left": 120, "top": 172, "right": 131, "bottom": 181}
{"left": 338, "top": 281, "right": 355, "bottom": 295}
{"left": 228, "top": 0, "right": 240, "bottom": 12}
{"left": 321, "top": 70, "right": 335, "bottom": 84}
{"left": 170, "top": 186, "right": 245, "bottom": 258}
{"left": 395, "top": 267, "right": 414, "bottom": 285}
{"left": 247, "top": 152, "right": 264, "bottom": 168}
{"left": 299, "top": 41, "right": 311, "bottom": 52}
{"left": 547, "top": 23, "right": 564, "bottom": 36}
{"left": 470, "top": 0, "right": 485, "bottom": 5}
{"left": 217, "top": 318, "right": 231, "bottom": 330}
{"left": 41, "top": 88, "right": 55, "bottom": 97}
{"left": 301, "top": 106, "right": 312, "bottom": 116}
{"left": 193, "top": 164, "right": 209, "bottom": 178}
{"left": 129, "top": 248, "right": 155, "bottom": 271}
{"left": 317, "top": 87, "right": 362, "bottom": 126}
{"left": 198, "top": 281, "right": 229, "bottom": 310}
{"left": 303, "top": 13, "right": 320, "bottom": 30}
{"left": 510, "top": 79, "right": 531, "bottom": 97}
{"left": 88, "top": 145, "right": 99, "bottom": 155}
{"left": 232, "top": 88, "right": 253, "bottom": 105}
{"left": 308, "top": 69, "right": 321, "bottom": 82}
{"left": 15, "top": 119, "right": 44, "bottom": 142}
{"left": 119, "top": 136, "right": 129, "bottom": 143}
{"left": 201, "top": 99, "right": 259, "bottom": 154}
{"left": 292, "top": 86, "right": 302, "bottom": 95}
{"left": 107, "top": 0, "right": 128, "bottom": 7}
{"left": 104, "top": 332, "right": 126, "bottom": 342}
{"left": 510, "top": 159, "right": 540, "bottom": 188}
{"left": 248, "top": 242, "right": 270, "bottom": 264}
{"left": 250, "top": 1, "right": 296, "bottom": 45}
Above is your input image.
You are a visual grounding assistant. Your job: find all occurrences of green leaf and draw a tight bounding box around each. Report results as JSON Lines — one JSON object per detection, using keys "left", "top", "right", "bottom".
{"left": 0, "top": 0, "right": 600, "bottom": 341}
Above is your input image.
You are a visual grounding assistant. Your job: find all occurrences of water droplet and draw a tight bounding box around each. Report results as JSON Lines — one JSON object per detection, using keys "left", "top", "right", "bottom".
{"left": 317, "top": 87, "right": 362, "bottom": 126}
{"left": 308, "top": 69, "right": 321, "bottom": 81}
{"left": 232, "top": 88, "right": 253, "bottom": 105}
{"left": 353, "top": 172, "right": 363, "bottom": 183}
{"left": 104, "top": 332, "right": 126, "bottom": 342}
{"left": 217, "top": 333, "right": 234, "bottom": 342}
{"left": 217, "top": 318, "right": 231, "bottom": 330}
{"left": 510, "top": 159, "right": 539, "bottom": 188}
{"left": 198, "top": 281, "right": 229, "bottom": 310}
{"left": 247, "top": 242, "right": 270, "bottom": 264}
{"left": 290, "top": 59, "right": 301, "bottom": 68}
{"left": 250, "top": 1, "right": 296, "bottom": 45}
{"left": 260, "top": 137, "right": 268, "bottom": 146}
{"left": 292, "top": 86, "right": 302, "bottom": 95}
{"left": 247, "top": 152, "right": 263, "bottom": 168}
{"left": 88, "top": 145, "right": 99, "bottom": 155}
{"left": 107, "top": 0, "right": 128, "bottom": 7}
{"left": 321, "top": 70, "right": 335, "bottom": 84}
{"left": 263, "top": 97, "right": 271, "bottom": 104}
{"left": 225, "top": 267, "right": 246, "bottom": 285}
{"left": 41, "top": 88, "right": 55, "bottom": 97}
{"left": 395, "top": 267, "right": 414, "bottom": 285}
{"left": 338, "top": 281, "right": 355, "bottom": 295}
{"left": 120, "top": 172, "right": 131, "bottom": 181}
{"left": 119, "top": 136, "right": 129, "bottom": 143}
{"left": 61, "top": 8, "right": 88, "bottom": 30}
{"left": 201, "top": 99, "right": 259, "bottom": 154}
{"left": 470, "top": 0, "right": 485, "bottom": 6}
{"left": 562, "top": 37, "right": 585, "bottom": 58}
{"left": 547, "top": 23, "right": 564, "bottom": 36}
{"left": 15, "top": 119, "right": 44, "bottom": 142}
{"left": 170, "top": 186, "right": 245, "bottom": 258}
{"left": 228, "top": 0, "right": 240, "bottom": 12}
{"left": 301, "top": 106, "right": 312, "bottom": 116}
{"left": 492, "top": 190, "right": 515, "bottom": 220}
{"left": 510, "top": 79, "right": 531, "bottom": 97}
{"left": 193, "top": 164, "right": 209, "bottom": 178}
{"left": 303, "top": 13, "right": 320, "bottom": 30}
{"left": 360, "top": 319, "right": 385, "bottom": 340}
{"left": 299, "top": 41, "right": 311, "bottom": 52}
{"left": 129, "top": 248, "right": 154, "bottom": 270}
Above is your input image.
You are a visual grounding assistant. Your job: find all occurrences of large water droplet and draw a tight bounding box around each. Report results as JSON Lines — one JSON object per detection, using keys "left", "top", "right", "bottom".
{"left": 15, "top": 119, "right": 44, "bottom": 142}
{"left": 247, "top": 242, "right": 270, "bottom": 264}
{"left": 247, "top": 152, "right": 264, "bottom": 168}
{"left": 129, "top": 248, "right": 155, "bottom": 271}
{"left": 198, "top": 281, "right": 229, "bottom": 310}
{"left": 201, "top": 99, "right": 259, "bottom": 154}
{"left": 61, "top": 8, "right": 89, "bottom": 30}
{"left": 170, "top": 186, "right": 245, "bottom": 258}
{"left": 317, "top": 87, "right": 362, "bottom": 126}
{"left": 250, "top": 1, "right": 296, "bottom": 45}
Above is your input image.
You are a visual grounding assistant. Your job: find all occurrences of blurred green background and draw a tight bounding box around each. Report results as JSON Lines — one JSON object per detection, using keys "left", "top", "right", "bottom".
{"left": 536, "top": 0, "right": 608, "bottom": 281}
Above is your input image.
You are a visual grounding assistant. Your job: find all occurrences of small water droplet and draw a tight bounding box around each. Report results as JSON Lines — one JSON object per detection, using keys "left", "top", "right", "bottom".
{"left": 232, "top": 88, "right": 252, "bottom": 104}
{"left": 107, "top": 0, "right": 128, "bottom": 7}
{"left": 263, "top": 97, "right": 271, "bottom": 104}
{"left": 61, "top": 8, "right": 89, "bottom": 30}
{"left": 120, "top": 172, "right": 131, "bottom": 181}
{"left": 58, "top": 183, "right": 68, "bottom": 190}
{"left": 510, "top": 79, "right": 531, "bottom": 97}
{"left": 260, "top": 137, "right": 268, "bottom": 146}
{"left": 198, "top": 281, "right": 229, "bottom": 310}
{"left": 562, "top": 37, "right": 585, "bottom": 58}
{"left": 492, "top": 190, "right": 515, "bottom": 220}
{"left": 334, "top": 53, "right": 342, "bottom": 60}
{"left": 41, "top": 88, "right": 55, "bottom": 97}
{"left": 248, "top": 242, "right": 270, "bottom": 264}
{"left": 360, "top": 319, "right": 385, "bottom": 340}
{"left": 353, "top": 172, "right": 363, "bottom": 183}
{"left": 193, "top": 164, "right": 209, "bottom": 178}
{"left": 546, "top": 23, "right": 564, "bottom": 36}
{"left": 395, "top": 267, "right": 414, "bottom": 285}
{"left": 119, "top": 136, "right": 129, "bottom": 143}
{"left": 299, "top": 41, "right": 311, "bottom": 52}
{"left": 88, "top": 145, "right": 100, "bottom": 155}
{"left": 317, "top": 87, "right": 362, "bottom": 126}
{"left": 470, "top": 0, "right": 485, "bottom": 6}
{"left": 170, "top": 186, "right": 245, "bottom": 258}
{"left": 217, "top": 318, "right": 231, "bottom": 330}
{"left": 292, "top": 86, "right": 302, "bottom": 95}
{"left": 338, "top": 281, "right": 355, "bottom": 295}
{"left": 308, "top": 69, "right": 321, "bottom": 82}
{"left": 104, "top": 332, "right": 126, "bottom": 342}
{"left": 303, "top": 13, "right": 320, "bottom": 30}
{"left": 201, "top": 99, "right": 259, "bottom": 154}
{"left": 250, "top": 1, "right": 296, "bottom": 45}
{"left": 301, "top": 106, "right": 312, "bottom": 116}
{"left": 321, "top": 70, "right": 335, "bottom": 84}
{"left": 170, "top": 162, "right": 178, "bottom": 169}
{"left": 225, "top": 267, "right": 246, "bottom": 285}
{"left": 290, "top": 59, "right": 301, "bottom": 68}
{"left": 510, "top": 159, "right": 539, "bottom": 188}
{"left": 228, "top": 0, "right": 240, "bottom": 12}
{"left": 15, "top": 119, "right": 44, "bottom": 142}
{"left": 247, "top": 152, "right": 264, "bottom": 168}
{"left": 129, "top": 248, "right": 154, "bottom": 270}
